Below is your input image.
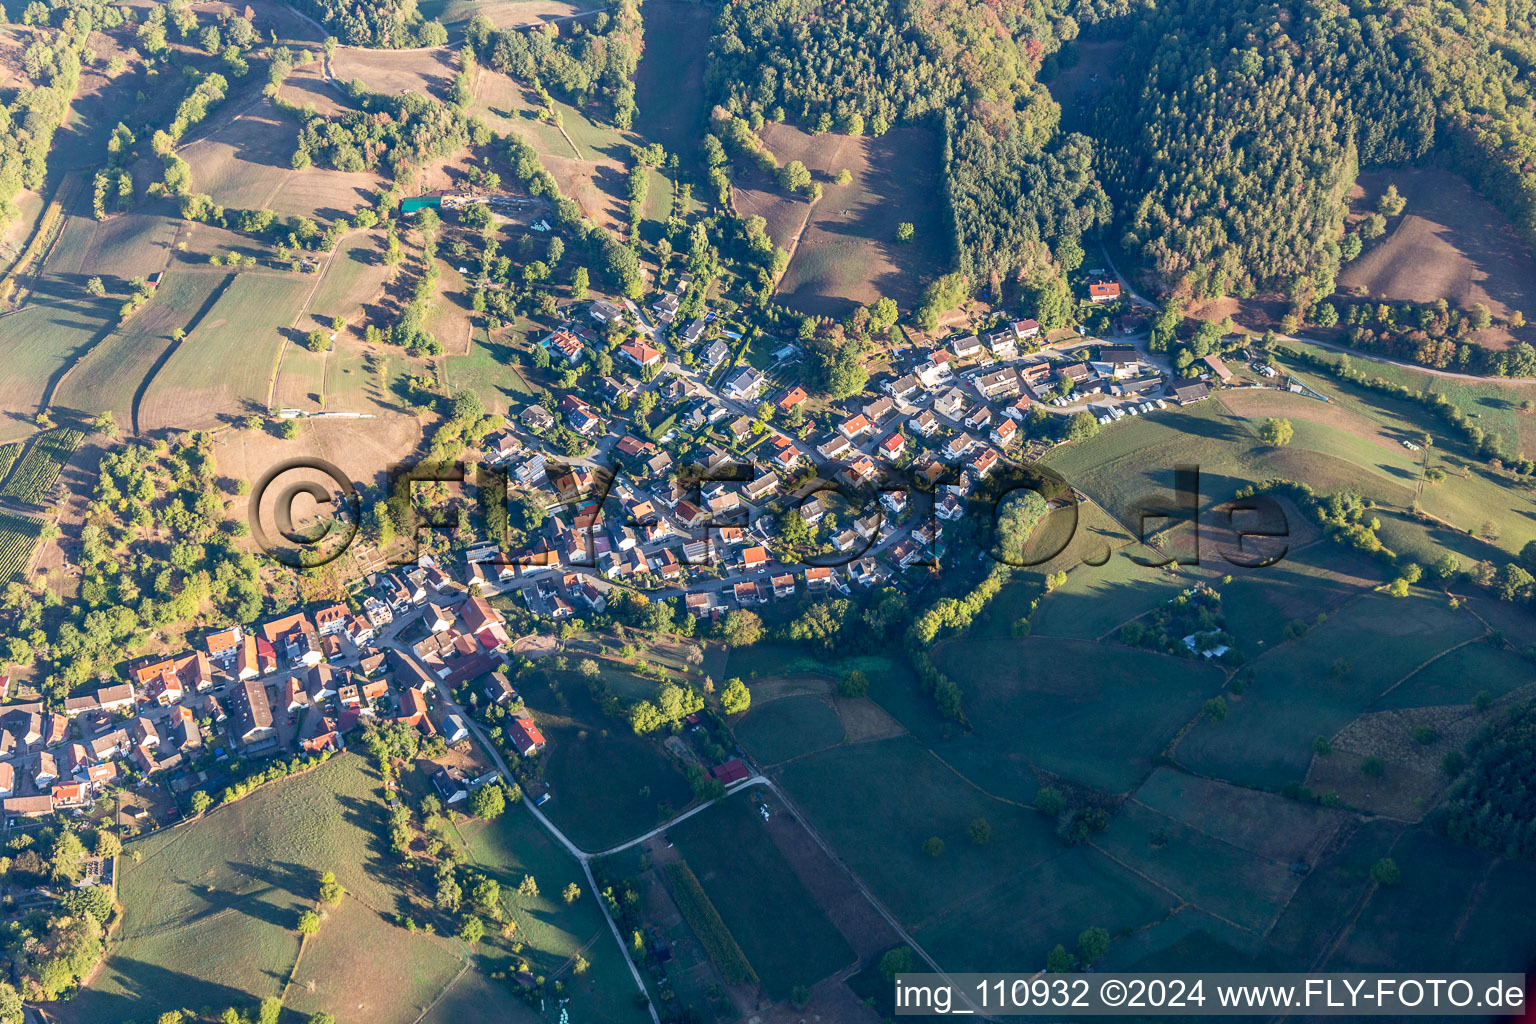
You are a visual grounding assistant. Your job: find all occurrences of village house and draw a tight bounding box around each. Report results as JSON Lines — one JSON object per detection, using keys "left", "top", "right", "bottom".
{"left": 722, "top": 366, "right": 766, "bottom": 401}
{"left": 909, "top": 409, "right": 939, "bottom": 437}
{"left": 1088, "top": 281, "right": 1122, "bottom": 303}
{"left": 461, "top": 595, "right": 510, "bottom": 649}
{"left": 951, "top": 335, "right": 983, "bottom": 361}
{"left": 520, "top": 404, "right": 556, "bottom": 433}
{"left": 508, "top": 716, "right": 547, "bottom": 756}
{"left": 884, "top": 374, "right": 924, "bottom": 402}
{"left": 620, "top": 339, "right": 662, "bottom": 370}
{"left": 205, "top": 625, "right": 242, "bottom": 664}
{"left": 544, "top": 329, "right": 585, "bottom": 366}
{"left": 975, "top": 367, "right": 1022, "bottom": 400}
{"left": 231, "top": 678, "right": 276, "bottom": 746}
{"left": 702, "top": 338, "right": 730, "bottom": 368}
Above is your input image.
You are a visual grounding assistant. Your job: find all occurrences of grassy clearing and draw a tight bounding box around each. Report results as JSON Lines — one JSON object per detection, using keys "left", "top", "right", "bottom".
{"left": 522, "top": 674, "right": 695, "bottom": 852}
{"left": 778, "top": 737, "right": 1175, "bottom": 972}
{"left": 1268, "top": 344, "right": 1536, "bottom": 551}
{"left": 1217, "top": 543, "right": 1381, "bottom": 652}
{"left": 459, "top": 807, "right": 651, "bottom": 1023}
{"left": 284, "top": 896, "right": 465, "bottom": 1023}
{"left": 734, "top": 694, "right": 845, "bottom": 765}
{"left": 1029, "top": 555, "right": 1191, "bottom": 641}
{"left": 1175, "top": 593, "right": 1484, "bottom": 789}
{"left": 1099, "top": 769, "right": 1347, "bottom": 934}
{"left": 772, "top": 124, "right": 950, "bottom": 318}
{"left": 65, "top": 756, "right": 451, "bottom": 1024}
{"left": 668, "top": 791, "right": 855, "bottom": 998}
{"left": 443, "top": 326, "right": 541, "bottom": 417}
{"left": 417, "top": 0, "right": 579, "bottom": 29}
{"left": 930, "top": 636, "right": 1227, "bottom": 798}
{"left": 309, "top": 230, "right": 390, "bottom": 323}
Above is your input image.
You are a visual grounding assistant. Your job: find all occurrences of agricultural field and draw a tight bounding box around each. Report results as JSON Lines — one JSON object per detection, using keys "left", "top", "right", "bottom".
{"left": 778, "top": 737, "right": 1175, "bottom": 973}
{"left": 0, "top": 295, "right": 118, "bottom": 441}
{"left": 1323, "top": 827, "right": 1536, "bottom": 972}
{"left": 308, "top": 230, "right": 392, "bottom": 325}
{"left": 52, "top": 271, "right": 233, "bottom": 430}
{"left": 417, "top": 0, "right": 581, "bottom": 29}
{"left": 0, "top": 508, "right": 44, "bottom": 583}
{"left": 1339, "top": 169, "right": 1536, "bottom": 349}
{"left": 733, "top": 693, "right": 845, "bottom": 765}
{"left": 633, "top": 1, "right": 712, "bottom": 172}
{"left": 1098, "top": 768, "right": 1348, "bottom": 934}
{"left": 0, "top": 441, "right": 21, "bottom": 482}
{"left": 137, "top": 272, "right": 320, "bottom": 431}
{"left": 520, "top": 672, "right": 696, "bottom": 852}
{"left": 59, "top": 756, "right": 461, "bottom": 1024}
{"left": 180, "top": 95, "right": 381, "bottom": 223}
{"left": 930, "top": 636, "right": 1227, "bottom": 798}
{"left": 667, "top": 791, "right": 856, "bottom": 999}
{"left": 0, "top": 428, "right": 83, "bottom": 505}
{"left": 331, "top": 47, "right": 458, "bottom": 103}
{"left": 1175, "top": 592, "right": 1485, "bottom": 789}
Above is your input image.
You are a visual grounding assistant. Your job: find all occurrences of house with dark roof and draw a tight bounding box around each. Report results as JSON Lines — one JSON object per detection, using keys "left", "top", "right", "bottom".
{"left": 231, "top": 678, "right": 275, "bottom": 746}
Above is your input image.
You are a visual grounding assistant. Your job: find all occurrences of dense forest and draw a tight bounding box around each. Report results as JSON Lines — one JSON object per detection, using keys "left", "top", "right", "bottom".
{"left": 1094, "top": 0, "right": 1432, "bottom": 303}
{"left": 1432, "top": 702, "right": 1536, "bottom": 860}
{"left": 289, "top": 0, "right": 447, "bottom": 47}
{"left": 706, "top": 0, "right": 1536, "bottom": 319}
{"left": 707, "top": 0, "right": 1103, "bottom": 292}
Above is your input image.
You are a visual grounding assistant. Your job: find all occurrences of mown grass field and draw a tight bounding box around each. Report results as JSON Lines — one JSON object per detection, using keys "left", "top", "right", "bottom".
{"left": 308, "top": 230, "right": 391, "bottom": 324}
{"left": 0, "top": 295, "right": 117, "bottom": 440}
{"left": 138, "top": 273, "right": 317, "bottom": 431}
{"left": 667, "top": 791, "right": 855, "bottom": 999}
{"left": 1175, "top": 593, "right": 1484, "bottom": 789}
{"left": 63, "top": 756, "right": 459, "bottom": 1024}
{"left": 52, "top": 271, "right": 231, "bottom": 427}
{"left": 458, "top": 804, "right": 652, "bottom": 1023}
{"left": 521, "top": 674, "right": 695, "bottom": 852}
{"left": 1098, "top": 768, "right": 1348, "bottom": 934}
{"left": 778, "top": 737, "right": 1175, "bottom": 973}
{"left": 770, "top": 124, "right": 950, "bottom": 318}
{"left": 1268, "top": 343, "right": 1536, "bottom": 550}
{"left": 930, "top": 636, "right": 1227, "bottom": 799}
{"left": 1372, "top": 638, "right": 1533, "bottom": 709}
{"left": 734, "top": 694, "right": 845, "bottom": 765}
{"left": 417, "top": 0, "right": 579, "bottom": 29}
{"left": 443, "top": 325, "right": 541, "bottom": 417}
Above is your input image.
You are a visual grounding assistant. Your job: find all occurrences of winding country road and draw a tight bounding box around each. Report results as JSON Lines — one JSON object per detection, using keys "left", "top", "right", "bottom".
{"left": 386, "top": 626, "right": 994, "bottom": 1020}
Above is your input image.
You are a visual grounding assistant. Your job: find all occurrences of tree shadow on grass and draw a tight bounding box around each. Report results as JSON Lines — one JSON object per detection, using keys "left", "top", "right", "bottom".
{"left": 48, "top": 956, "right": 266, "bottom": 1024}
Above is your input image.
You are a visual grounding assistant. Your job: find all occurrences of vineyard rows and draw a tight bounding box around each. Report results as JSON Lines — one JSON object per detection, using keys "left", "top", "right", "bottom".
{"left": 0, "top": 510, "right": 43, "bottom": 583}
{"left": 0, "top": 428, "right": 83, "bottom": 504}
